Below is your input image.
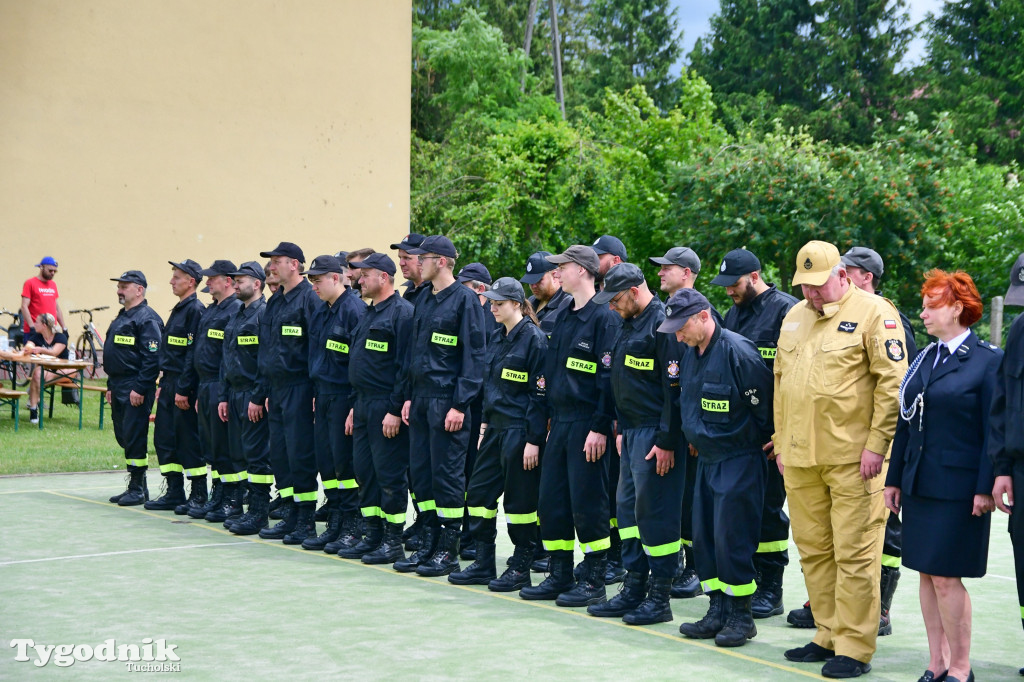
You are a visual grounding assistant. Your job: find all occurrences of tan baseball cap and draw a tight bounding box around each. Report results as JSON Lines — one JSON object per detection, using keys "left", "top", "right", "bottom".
{"left": 792, "top": 240, "right": 841, "bottom": 287}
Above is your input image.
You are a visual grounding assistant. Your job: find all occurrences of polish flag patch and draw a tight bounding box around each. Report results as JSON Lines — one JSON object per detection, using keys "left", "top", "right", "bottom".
{"left": 884, "top": 319, "right": 897, "bottom": 329}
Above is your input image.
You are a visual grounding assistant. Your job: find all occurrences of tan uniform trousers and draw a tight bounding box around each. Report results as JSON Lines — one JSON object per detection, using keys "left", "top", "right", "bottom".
{"left": 785, "top": 461, "right": 888, "bottom": 663}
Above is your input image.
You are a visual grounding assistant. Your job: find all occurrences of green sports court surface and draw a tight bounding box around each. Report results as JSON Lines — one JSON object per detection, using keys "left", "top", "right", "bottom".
{"left": 1, "top": 471, "right": 1022, "bottom": 680}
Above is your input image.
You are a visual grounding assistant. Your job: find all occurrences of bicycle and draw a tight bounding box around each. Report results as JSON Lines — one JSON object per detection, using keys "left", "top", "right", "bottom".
{"left": 0, "top": 308, "right": 30, "bottom": 388}
{"left": 70, "top": 306, "right": 109, "bottom": 379}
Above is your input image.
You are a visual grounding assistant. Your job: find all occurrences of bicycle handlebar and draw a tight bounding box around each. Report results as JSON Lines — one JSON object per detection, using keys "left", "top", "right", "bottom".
{"left": 68, "top": 306, "right": 110, "bottom": 314}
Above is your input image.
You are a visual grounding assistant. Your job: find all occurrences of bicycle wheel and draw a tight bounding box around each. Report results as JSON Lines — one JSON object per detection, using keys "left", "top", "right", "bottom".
{"left": 13, "top": 361, "right": 32, "bottom": 388}
{"left": 76, "top": 334, "right": 100, "bottom": 379}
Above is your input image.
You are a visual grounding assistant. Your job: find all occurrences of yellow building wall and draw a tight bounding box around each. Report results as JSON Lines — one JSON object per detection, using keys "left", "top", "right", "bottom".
{"left": 0, "top": 0, "right": 410, "bottom": 336}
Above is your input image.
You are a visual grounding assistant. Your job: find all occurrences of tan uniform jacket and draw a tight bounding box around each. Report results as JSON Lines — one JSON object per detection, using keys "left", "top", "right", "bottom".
{"left": 773, "top": 285, "right": 908, "bottom": 467}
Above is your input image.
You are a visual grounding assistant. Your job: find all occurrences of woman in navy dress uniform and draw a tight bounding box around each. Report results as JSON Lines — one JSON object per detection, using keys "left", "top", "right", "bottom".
{"left": 884, "top": 270, "right": 1002, "bottom": 682}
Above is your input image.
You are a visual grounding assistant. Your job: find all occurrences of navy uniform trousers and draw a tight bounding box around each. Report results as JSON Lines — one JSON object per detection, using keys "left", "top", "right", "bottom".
{"left": 110, "top": 379, "right": 156, "bottom": 471}
{"left": 352, "top": 395, "right": 409, "bottom": 526}
{"left": 153, "top": 372, "right": 203, "bottom": 478}
{"left": 313, "top": 389, "right": 359, "bottom": 514}
{"left": 465, "top": 422, "right": 540, "bottom": 546}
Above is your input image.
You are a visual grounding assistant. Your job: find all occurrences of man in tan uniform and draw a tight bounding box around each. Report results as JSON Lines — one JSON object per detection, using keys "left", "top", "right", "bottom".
{"left": 774, "top": 241, "right": 907, "bottom": 679}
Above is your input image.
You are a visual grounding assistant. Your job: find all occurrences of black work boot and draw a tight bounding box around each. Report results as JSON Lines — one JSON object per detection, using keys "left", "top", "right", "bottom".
{"left": 109, "top": 473, "right": 131, "bottom": 504}
{"left": 715, "top": 594, "right": 757, "bottom": 647}
{"left": 393, "top": 525, "right": 437, "bottom": 573}
{"left": 459, "top": 527, "right": 476, "bottom": 560}
{"left": 258, "top": 499, "right": 297, "bottom": 540}
{"left": 449, "top": 541, "right": 496, "bottom": 585}
{"left": 671, "top": 545, "right": 702, "bottom": 598}
{"left": 117, "top": 468, "right": 149, "bottom": 506}
{"left": 417, "top": 527, "right": 461, "bottom": 577}
{"left": 588, "top": 571, "right": 647, "bottom": 617}
{"left": 207, "top": 482, "right": 243, "bottom": 523}
{"left": 787, "top": 601, "right": 815, "bottom": 628}
{"left": 605, "top": 532, "right": 626, "bottom": 584}
{"left": 176, "top": 476, "right": 208, "bottom": 516}
{"left": 624, "top": 575, "right": 674, "bottom": 625}
{"left": 314, "top": 500, "right": 330, "bottom": 523}
{"left": 751, "top": 561, "right": 785, "bottom": 619}
{"left": 403, "top": 512, "right": 424, "bottom": 551}
{"left": 339, "top": 518, "right": 384, "bottom": 559}
{"left": 363, "top": 522, "right": 405, "bottom": 564}
{"left": 679, "top": 591, "right": 725, "bottom": 639}
{"left": 302, "top": 504, "right": 342, "bottom": 551}
{"left": 283, "top": 504, "right": 317, "bottom": 545}
{"left": 144, "top": 472, "right": 185, "bottom": 510}
{"left": 324, "top": 514, "right": 363, "bottom": 555}
{"left": 231, "top": 486, "right": 270, "bottom": 536}
{"left": 189, "top": 477, "right": 224, "bottom": 519}
{"left": 519, "top": 554, "right": 575, "bottom": 600}
{"left": 878, "top": 565, "right": 901, "bottom": 636}
{"left": 268, "top": 492, "right": 286, "bottom": 520}
{"left": 490, "top": 544, "right": 534, "bottom": 592}
{"left": 530, "top": 546, "right": 551, "bottom": 573}
{"left": 556, "top": 552, "right": 608, "bottom": 607}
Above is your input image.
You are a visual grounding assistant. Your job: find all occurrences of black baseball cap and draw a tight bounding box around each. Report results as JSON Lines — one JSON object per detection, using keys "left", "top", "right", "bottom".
{"left": 593, "top": 263, "right": 646, "bottom": 304}
{"left": 457, "top": 262, "right": 492, "bottom": 285}
{"left": 111, "top": 270, "right": 147, "bottom": 287}
{"left": 408, "top": 235, "right": 458, "bottom": 258}
{"left": 228, "top": 261, "right": 265, "bottom": 280}
{"left": 546, "top": 245, "right": 600, "bottom": 277}
{"left": 199, "top": 259, "right": 238, "bottom": 277}
{"left": 841, "top": 246, "right": 885, "bottom": 280}
{"left": 259, "top": 241, "right": 305, "bottom": 263}
{"left": 1006, "top": 252, "right": 1024, "bottom": 306}
{"left": 481, "top": 277, "right": 526, "bottom": 304}
{"left": 520, "top": 251, "right": 556, "bottom": 284}
{"left": 168, "top": 259, "right": 204, "bottom": 283}
{"left": 306, "top": 255, "right": 345, "bottom": 276}
{"left": 348, "top": 252, "right": 397, "bottom": 277}
{"left": 711, "top": 249, "right": 761, "bottom": 286}
{"left": 390, "top": 233, "right": 425, "bottom": 251}
{"left": 649, "top": 247, "right": 701, "bottom": 272}
{"left": 591, "top": 235, "right": 628, "bottom": 261}
{"left": 657, "top": 288, "right": 712, "bottom": 333}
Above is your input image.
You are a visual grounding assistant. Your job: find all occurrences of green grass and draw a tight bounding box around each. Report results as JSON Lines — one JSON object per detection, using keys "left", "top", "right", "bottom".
{"left": 0, "top": 380, "right": 158, "bottom": 475}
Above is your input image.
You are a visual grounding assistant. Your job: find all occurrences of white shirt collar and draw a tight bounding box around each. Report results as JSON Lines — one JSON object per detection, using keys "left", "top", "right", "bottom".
{"left": 935, "top": 329, "right": 971, "bottom": 365}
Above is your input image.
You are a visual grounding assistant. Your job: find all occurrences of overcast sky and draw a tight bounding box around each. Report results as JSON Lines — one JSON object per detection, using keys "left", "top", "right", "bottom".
{"left": 671, "top": 0, "right": 947, "bottom": 67}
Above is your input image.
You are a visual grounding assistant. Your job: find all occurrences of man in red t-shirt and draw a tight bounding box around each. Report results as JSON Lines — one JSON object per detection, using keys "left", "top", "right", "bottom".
{"left": 21, "top": 256, "right": 65, "bottom": 334}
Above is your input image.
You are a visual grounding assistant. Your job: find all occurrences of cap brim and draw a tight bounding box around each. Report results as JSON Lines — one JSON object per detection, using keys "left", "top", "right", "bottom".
{"left": 648, "top": 256, "right": 673, "bottom": 266}
{"left": 657, "top": 316, "right": 686, "bottom": 334}
{"left": 792, "top": 271, "right": 831, "bottom": 287}
{"left": 710, "top": 273, "right": 742, "bottom": 286}
{"left": 405, "top": 247, "right": 428, "bottom": 255}
{"left": 306, "top": 269, "right": 340, "bottom": 277}
{"left": 591, "top": 289, "right": 620, "bottom": 305}
{"left": 481, "top": 290, "right": 519, "bottom": 302}
{"left": 545, "top": 254, "right": 572, "bottom": 264}
{"left": 1006, "top": 286, "right": 1024, "bottom": 306}
{"left": 520, "top": 273, "right": 544, "bottom": 284}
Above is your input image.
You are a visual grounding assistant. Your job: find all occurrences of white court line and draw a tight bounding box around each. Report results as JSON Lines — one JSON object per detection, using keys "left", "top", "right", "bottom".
{"left": 987, "top": 573, "right": 1017, "bottom": 582}
{"left": 0, "top": 541, "right": 254, "bottom": 566}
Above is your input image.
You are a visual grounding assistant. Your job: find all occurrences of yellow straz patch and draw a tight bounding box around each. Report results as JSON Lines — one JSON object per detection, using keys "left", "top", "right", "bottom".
{"left": 624, "top": 355, "right": 653, "bottom": 370}
{"left": 701, "top": 398, "right": 729, "bottom": 412}
{"left": 566, "top": 357, "right": 596, "bottom": 374}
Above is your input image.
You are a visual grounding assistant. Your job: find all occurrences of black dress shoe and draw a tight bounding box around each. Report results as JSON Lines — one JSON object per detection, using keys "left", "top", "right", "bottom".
{"left": 821, "top": 655, "right": 871, "bottom": 679}
{"left": 946, "top": 671, "right": 973, "bottom": 682}
{"left": 917, "top": 670, "right": 947, "bottom": 682}
{"left": 784, "top": 641, "right": 835, "bottom": 663}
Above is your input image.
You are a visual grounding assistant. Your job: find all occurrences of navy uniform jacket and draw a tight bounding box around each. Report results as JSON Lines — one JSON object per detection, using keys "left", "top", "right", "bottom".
{"left": 545, "top": 296, "right": 622, "bottom": 434}
{"left": 887, "top": 331, "right": 1002, "bottom": 500}
{"left": 401, "top": 281, "right": 487, "bottom": 412}
{"left": 990, "top": 314, "right": 1024, "bottom": 476}
{"left": 530, "top": 288, "right": 571, "bottom": 339}
{"left": 190, "top": 295, "right": 242, "bottom": 384}
{"left": 308, "top": 288, "right": 367, "bottom": 395}
{"left": 258, "top": 279, "right": 320, "bottom": 390}
{"left": 403, "top": 280, "right": 432, "bottom": 306}
{"left": 160, "top": 293, "right": 205, "bottom": 396}
{"left": 103, "top": 300, "right": 164, "bottom": 395}
{"left": 678, "top": 324, "right": 775, "bottom": 463}
{"left": 219, "top": 297, "right": 265, "bottom": 402}
{"left": 722, "top": 285, "right": 798, "bottom": 369}
{"left": 610, "top": 298, "right": 674, "bottom": 437}
{"left": 482, "top": 318, "right": 547, "bottom": 446}
{"left": 349, "top": 292, "right": 414, "bottom": 417}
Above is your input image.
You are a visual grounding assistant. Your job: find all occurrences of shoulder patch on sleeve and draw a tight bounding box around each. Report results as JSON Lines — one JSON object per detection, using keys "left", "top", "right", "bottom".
{"left": 885, "top": 339, "right": 904, "bottom": 362}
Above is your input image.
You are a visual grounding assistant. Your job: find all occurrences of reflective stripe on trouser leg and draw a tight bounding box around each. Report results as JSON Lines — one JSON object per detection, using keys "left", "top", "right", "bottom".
{"left": 692, "top": 452, "right": 766, "bottom": 605}
{"left": 880, "top": 512, "right": 902, "bottom": 568}
{"left": 407, "top": 396, "right": 437, "bottom": 527}
{"left": 540, "top": 417, "right": 609, "bottom": 556}
{"left": 616, "top": 429, "right": 646, "bottom": 574}
{"left": 466, "top": 427, "right": 504, "bottom": 543}
{"left": 353, "top": 395, "right": 408, "bottom": 527}
{"left": 197, "top": 380, "right": 232, "bottom": 479}
{"left": 273, "top": 381, "right": 316, "bottom": 505}
{"left": 108, "top": 380, "right": 155, "bottom": 469}
{"left": 498, "top": 425, "right": 540, "bottom": 548}
{"left": 756, "top": 461, "right": 790, "bottom": 568}
{"left": 626, "top": 425, "right": 686, "bottom": 578}
{"left": 316, "top": 391, "right": 360, "bottom": 514}
{"left": 424, "top": 396, "right": 469, "bottom": 531}
{"left": 228, "top": 388, "right": 271, "bottom": 478}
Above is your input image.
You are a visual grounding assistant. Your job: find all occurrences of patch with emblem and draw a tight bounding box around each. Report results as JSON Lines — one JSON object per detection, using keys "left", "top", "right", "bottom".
{"left": 838, "top": 321, "right": 858, "bottom": 333}
{"left": 1019, "top": 267, "right": 1024, "bottom": 282}
{"left": 601, "top": 351, "right": 612, "bottom": 368}
{"left": 886, "top": 339, "right": 905, "bottom": 361}
{"left": 667, "top": 361, "right": 680, "bottom": 378}
{"left": 803, "top": 258, "right": 813, "bottom": 270}
{"left": 536, "top": 376, "right": 546, "bottom": 390}
{"left": 744, "top": 388, "right": 759, "bottom": 406}
{"left": 884, "top": 319, "right": 897, "bottom": 329}
{"left": 720, "top": 260, "right": 727, "bottom": 272}
{"left": 147, "top": 340, "right": 159, "bottom": 353}
{"left": 575, "top": 339, "right": 592, "bottom": 352}
{"left": 526, "top": 261, "right": 533, "bottom": 273}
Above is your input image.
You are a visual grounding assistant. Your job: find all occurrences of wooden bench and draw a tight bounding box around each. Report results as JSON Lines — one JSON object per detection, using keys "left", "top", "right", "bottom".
{"left": 43, "top": 377, "right": 106, "bottom": 429}
{"left": 0, "top": 387, "right": 29, "bottom": 431}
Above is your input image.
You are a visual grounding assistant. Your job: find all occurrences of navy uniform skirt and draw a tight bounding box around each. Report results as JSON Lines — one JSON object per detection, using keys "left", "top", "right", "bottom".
{"left": 902, "top": 494, "right": 990, "bottom": 578}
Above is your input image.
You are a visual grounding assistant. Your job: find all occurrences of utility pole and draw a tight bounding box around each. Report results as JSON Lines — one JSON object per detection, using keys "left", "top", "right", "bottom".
{"left": 549, "top": 0, "right": 565, "bottom": 118}
{"left": 522, "top": 0, "right": 538, "bottom": 92}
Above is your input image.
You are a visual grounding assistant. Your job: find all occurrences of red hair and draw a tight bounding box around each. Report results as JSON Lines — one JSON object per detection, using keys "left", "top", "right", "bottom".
{"left": 920, "top": 269, "right": 983, "bottom": 327}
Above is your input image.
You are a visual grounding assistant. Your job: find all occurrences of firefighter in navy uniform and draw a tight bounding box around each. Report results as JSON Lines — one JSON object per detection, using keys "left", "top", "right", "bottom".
{"left": 989, "top": 251, "right": 1024, "bottom": 676}
{"left": 663, "top": 288, "right": 774, "bottom": 648}
{"left": 519, "top": 245, "right": 622, "bottom": 607}
{"left": 104, "top": 270, "right": 163, "bottom": 506}
{"left": 711, "top": 249, "right": 798, "bottom": 620}
{"left": 449, "top": 277, "right": 547, "bottom": 590}
{"left": 301, "top": 255, "right": 367, "bottom": 553}
{"left": 219, "top": 262, "right": 272, "bottom": 536}
{"left": 146, "top": 260, "right": 207, "bottom": 514}
{"left": 586, "top": 264, "right": 686, "bottom": 625}
{"left": 186, "top": 260, "right": 243, "bottom": 522}
{"left": 256, "top": 242, "right": 321, "bottom": 544}
{"left": 344, "top": 254, "right": 414, "bottom": 563}
{"left": 521, "top": 251, "right": 570, "bottom": 340}
{"left": 395, "top": 235, "right": 487, "bottom": 577}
